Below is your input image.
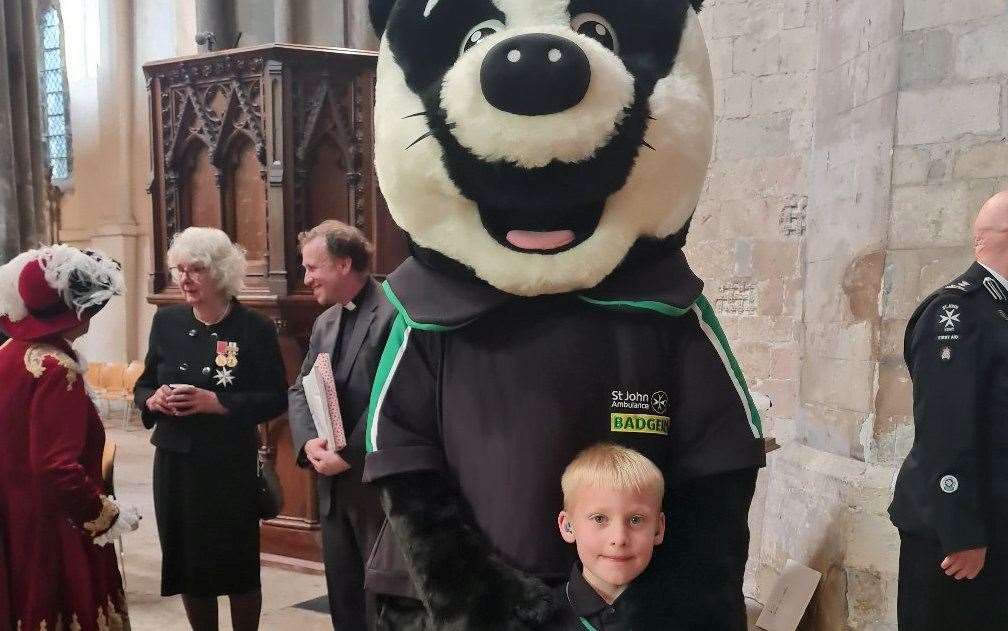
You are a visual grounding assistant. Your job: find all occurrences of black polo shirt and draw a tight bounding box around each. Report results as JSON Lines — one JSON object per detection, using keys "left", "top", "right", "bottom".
{"left": 363, "top": 249, "right": 765, "bottom": 585}
{"left": 553, "top": 563, "right": 635, "bottom": 631}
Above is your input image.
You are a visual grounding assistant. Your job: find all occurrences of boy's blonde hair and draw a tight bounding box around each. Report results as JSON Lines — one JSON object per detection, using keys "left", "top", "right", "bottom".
{"left": 561, "top": 444, "right": 664, "bottom": 510}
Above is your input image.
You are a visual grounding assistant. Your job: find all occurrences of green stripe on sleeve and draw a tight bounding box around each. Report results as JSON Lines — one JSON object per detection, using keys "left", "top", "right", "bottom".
{"left": 578, "top": 296, "right": 694, "bottom": 317}
{"left": 692, "top": 295, "right": 763, "bottom": 438}
{"left": 366, "top": 313, "right": 412, "bottom": 453}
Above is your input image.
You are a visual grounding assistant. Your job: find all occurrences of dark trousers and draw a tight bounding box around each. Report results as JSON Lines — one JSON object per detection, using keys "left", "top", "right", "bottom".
{"left": 898, "top": 532, "right": 1008, "bottom": 630}
{"left": 322, "top": 477, "right": 384, "bottom": 631}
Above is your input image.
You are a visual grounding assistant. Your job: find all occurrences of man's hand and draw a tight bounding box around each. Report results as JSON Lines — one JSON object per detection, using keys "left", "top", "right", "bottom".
{"left": 304, "top": 437, "right": 351, "bottom": 476}
{"left": 146, "top": 385, "right": 174, "bottom": 415}
{"left": 941, "top": 547, "right": 988, "bottom": 580}
{"left": 166, "top": 384, "right": 228, "bottom": 416}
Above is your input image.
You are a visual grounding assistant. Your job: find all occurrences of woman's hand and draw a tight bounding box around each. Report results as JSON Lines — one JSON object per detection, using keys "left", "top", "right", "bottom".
{"left": 146, "top": 385, "right": 174, "bottom": 415}
{"left": 166, "top": 384, "right": 228, "bottom": 416}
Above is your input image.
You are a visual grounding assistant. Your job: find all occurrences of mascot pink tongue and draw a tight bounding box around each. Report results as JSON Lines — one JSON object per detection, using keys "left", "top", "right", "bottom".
{"left": 363, "top": 0, "right": 763, "bottom": 629}
{"left": 506, "top": 229, "right": 576, "bottom": 250}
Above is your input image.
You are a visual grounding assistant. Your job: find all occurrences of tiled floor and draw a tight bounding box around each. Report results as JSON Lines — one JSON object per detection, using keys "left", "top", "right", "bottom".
{"left": 105, "top": 422, "right": 333, "bottom": 630}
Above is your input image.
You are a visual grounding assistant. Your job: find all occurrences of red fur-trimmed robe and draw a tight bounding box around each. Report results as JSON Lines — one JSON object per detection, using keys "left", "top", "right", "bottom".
{"left": 0, "top": 338, "right": 128, "bottom": 631}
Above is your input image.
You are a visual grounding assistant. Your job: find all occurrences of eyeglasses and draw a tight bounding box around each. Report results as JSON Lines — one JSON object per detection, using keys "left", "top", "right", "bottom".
{"left": 173, "top": 264, "right": 207, "bottom": 278}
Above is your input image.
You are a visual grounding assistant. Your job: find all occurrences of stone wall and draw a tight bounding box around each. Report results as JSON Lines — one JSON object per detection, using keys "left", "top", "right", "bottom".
{"left": 692, "top": 1, "right": 1008, "bottom": 628}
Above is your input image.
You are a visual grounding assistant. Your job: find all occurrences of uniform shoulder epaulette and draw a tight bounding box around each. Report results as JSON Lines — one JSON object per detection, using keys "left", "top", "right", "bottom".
{"left": 941, "top": 277, "right": 979, "bottom": 294}
{"left": 23, "top": 343, "right": 81, "bottom": 390}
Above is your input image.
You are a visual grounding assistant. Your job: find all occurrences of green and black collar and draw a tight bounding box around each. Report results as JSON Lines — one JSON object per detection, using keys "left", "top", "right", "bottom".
{"left": 383, "top": 247, "right": 705, "bottom": 330}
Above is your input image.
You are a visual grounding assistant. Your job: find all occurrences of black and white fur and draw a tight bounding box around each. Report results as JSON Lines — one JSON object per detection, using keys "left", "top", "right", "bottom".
{"left": 372, "top": 0, "right": 712, "bottom": 296}
{"left": 364, "top": 3, "right": 750, "bottom": 629}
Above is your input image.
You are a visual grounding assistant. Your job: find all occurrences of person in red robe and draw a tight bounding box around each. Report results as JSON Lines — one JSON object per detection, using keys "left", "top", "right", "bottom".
{"left": 0, "top": 245, "right": 139, "bottom": 631}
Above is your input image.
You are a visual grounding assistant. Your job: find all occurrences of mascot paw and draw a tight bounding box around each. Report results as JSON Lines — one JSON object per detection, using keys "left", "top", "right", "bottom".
{"left": 510, "top": 573, "right": 556, "bottom": 625}
{"left": 452, "top": 565, "right": 556, "bottom": 630}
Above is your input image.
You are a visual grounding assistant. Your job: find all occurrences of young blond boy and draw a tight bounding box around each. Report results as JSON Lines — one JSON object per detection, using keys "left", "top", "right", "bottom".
{"left": 555, "top": 443, "right": 666, "bottom": 630}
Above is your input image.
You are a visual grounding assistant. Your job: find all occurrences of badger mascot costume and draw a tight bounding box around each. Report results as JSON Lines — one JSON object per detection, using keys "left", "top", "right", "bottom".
{"left": 361, "top": 1, "right": 765, "bottom": 628}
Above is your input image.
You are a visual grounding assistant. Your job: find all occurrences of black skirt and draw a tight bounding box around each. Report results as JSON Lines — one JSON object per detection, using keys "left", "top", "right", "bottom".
{"left": 153, "top": 447, "right": 260, "bottom": 597}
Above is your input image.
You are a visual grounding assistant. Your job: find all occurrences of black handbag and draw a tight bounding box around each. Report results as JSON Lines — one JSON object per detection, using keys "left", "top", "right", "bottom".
{"left": 257, "top": 452, "right": 283, "bottom": 520}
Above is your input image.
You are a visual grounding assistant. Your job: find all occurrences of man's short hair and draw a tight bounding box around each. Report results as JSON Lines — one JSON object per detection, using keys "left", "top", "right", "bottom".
{"left": 561, "top": 443, "right": 664, "bottom": 510}
{"left": 298, "top": 219, "right": 373, "bottom": 272}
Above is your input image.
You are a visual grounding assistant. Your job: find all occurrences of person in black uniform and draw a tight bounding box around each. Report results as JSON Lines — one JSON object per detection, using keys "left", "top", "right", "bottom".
{"left": 890, "top": 190, "right": 1008, "bottom": 630}
{"left": 287, "top": 220, "right": 396, "bottom": 630}
{"left": 134, "top": 227, "right": 287, "bottom": 631}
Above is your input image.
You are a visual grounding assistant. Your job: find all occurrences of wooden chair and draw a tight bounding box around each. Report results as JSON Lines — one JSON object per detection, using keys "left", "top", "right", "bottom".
{"left": 85, "top": 362, "right": 110, "bottom": 417}
{"left": 99, "top": 363, "right": 128, "bottom": 429}
{"left": 101, "top": 440, "right": 127, "bottom": 589}
{"left": 120, "top": 361, "right": 145, "bottom": 429}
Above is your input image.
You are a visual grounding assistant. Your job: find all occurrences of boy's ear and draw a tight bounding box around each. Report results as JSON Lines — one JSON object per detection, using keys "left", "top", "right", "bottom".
{"left": 370, "top": 0, "right": 396, "bottom": 36}
{"left": 654, "top": 512, "right": 666, "bottom": 545}
{"left": 558, "top": 512, "right": 577, "bottom": 544}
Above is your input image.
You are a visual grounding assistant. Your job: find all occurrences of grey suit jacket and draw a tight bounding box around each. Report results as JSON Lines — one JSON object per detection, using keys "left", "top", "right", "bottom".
{"left": 288, "top": 277, "right": 396, "bottom": 516}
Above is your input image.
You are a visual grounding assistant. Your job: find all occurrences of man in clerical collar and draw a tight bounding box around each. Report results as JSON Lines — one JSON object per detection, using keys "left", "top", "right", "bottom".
{"left": 891, "top": 190, "right": 1008, "bottom": 630}
{"left": 288, "top": 220, "right": 397, "bottom": 630}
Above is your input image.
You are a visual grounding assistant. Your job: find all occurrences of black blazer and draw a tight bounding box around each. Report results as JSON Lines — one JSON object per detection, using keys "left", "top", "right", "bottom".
{"left": 134, "top": 301, "right": 288, "bottom": 456}
{"left": 288, "top": 277, "right": 396, "bottom": 516}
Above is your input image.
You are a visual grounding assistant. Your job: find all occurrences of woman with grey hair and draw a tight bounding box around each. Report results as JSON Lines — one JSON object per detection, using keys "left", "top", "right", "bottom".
{"left": 134, "top": 227, "right": 287, "bottom": 631}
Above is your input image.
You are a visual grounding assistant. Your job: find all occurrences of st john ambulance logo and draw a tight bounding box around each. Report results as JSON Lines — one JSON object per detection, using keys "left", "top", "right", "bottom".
{"left": 610, "top": 387, "right": 670, "bottom": 435}
{"left": 651, "top": 391, "right": 669, "bottom": 415}
{"left": 938, "top": 304, "right": 961, "bottom": 332}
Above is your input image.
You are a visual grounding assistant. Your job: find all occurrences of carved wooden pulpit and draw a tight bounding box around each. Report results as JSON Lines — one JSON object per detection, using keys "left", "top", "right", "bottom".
{"left": 144, "top": 44, "right": 409, "bottom": 570}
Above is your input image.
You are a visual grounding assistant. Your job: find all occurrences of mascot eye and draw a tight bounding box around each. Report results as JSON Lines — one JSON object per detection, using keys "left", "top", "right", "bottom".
{"left": 570, "top": 12, "right": 618, "bottom": 53}
{"left": 460, "top": 19, "right": 505, "bottom": 57}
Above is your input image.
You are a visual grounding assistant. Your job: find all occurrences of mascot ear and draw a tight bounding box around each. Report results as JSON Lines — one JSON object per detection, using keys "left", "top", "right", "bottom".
{"left": 370, "top": 0, "right": 396, "bottom": 35}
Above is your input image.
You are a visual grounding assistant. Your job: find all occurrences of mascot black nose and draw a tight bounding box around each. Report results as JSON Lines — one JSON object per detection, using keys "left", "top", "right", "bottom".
{"left": 480, "top": 34, "right": 591, "bottom": 116}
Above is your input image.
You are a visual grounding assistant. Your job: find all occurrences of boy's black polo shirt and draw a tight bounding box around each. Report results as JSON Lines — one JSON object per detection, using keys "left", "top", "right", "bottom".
{"left": 363, "top": 249, "right": 765, "bottom": 589}
{"left": 553, "top": 563, "right": 635, "bottom": 631}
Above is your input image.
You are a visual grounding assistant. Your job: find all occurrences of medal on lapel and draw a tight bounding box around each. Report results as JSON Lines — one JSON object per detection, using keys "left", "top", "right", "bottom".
{"left": 215, "top": 341, "right": 239, "bottom": 368}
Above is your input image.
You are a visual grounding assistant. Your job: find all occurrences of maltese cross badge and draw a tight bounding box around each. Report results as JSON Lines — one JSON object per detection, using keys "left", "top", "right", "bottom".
{"left": 214, "top": 367, "right": 235, "bottom": 387}
{"left": 938, "top": 304, "right": 961, "bottom": 332}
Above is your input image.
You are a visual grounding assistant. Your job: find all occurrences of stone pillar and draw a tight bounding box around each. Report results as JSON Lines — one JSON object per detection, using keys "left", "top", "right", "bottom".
{"left": 68, "top": 225, "right": 142, "bottom": 362}
{"left": 195, "top": 0, "right": 236, "bottom": 51}
{"left": 345, "top": 0, "right": 378, "bottom": 50}
{"left": 273, "top": 0, "right": 294, "bottom": 43}
{"left": 85, "top": 0, "right": 140, "bottom": 361}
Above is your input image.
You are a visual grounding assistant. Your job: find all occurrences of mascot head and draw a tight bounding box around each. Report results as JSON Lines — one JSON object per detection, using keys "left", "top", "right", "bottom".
{"left": 370, "top": 0, "right": 714, "bottom": 296}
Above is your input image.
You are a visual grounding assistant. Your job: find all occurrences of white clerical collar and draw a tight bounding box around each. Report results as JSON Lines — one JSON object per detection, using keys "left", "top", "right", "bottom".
{"left": 979, "top": 262, "right": 1008, "bottom": 293}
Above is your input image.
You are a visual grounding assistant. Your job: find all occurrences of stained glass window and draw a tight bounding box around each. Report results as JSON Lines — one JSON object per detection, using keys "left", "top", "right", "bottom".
{"left": 39, "top": 6, "right": 72, "bottom": 181}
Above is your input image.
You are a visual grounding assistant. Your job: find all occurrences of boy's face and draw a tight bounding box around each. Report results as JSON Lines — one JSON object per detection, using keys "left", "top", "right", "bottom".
{"left": 558, "top": 484, "right": 665, "bottom": 598}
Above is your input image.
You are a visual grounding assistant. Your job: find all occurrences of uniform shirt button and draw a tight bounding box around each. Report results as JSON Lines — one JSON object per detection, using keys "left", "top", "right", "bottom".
{"left": 188, "top": 329, "right": 197, "bottom": 337}
{"left": 178, "top": 362, "right": 189, "bottom": 371}
{"left": 210, "top": 332, "right": 219, "bottom": 338}
{"left": 202, "top": 366, "right": 212, "bottom": 375}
